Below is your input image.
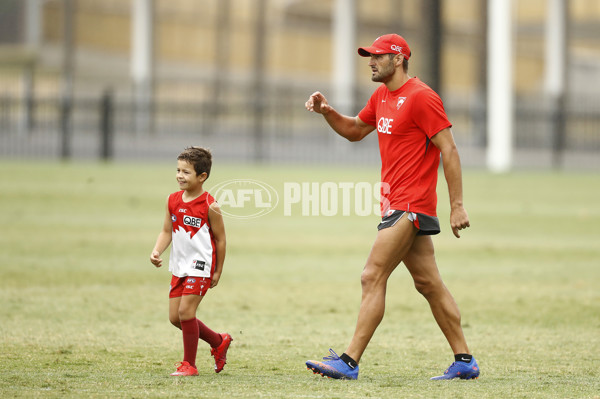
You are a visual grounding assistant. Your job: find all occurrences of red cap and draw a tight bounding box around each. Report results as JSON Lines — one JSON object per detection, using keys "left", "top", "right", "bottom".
{"left": 358, "top": 34, "right": 411, "bottom": 60}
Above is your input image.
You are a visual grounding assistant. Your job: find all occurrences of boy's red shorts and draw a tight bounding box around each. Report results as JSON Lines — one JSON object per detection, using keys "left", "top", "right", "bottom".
{"left": 169, "top": 275, "right": 211, "bottom": 298}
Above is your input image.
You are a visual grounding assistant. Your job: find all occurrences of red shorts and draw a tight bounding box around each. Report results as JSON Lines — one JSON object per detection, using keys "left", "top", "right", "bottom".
{"left": 169, "top": 275, "right": 211, "bottom": 298}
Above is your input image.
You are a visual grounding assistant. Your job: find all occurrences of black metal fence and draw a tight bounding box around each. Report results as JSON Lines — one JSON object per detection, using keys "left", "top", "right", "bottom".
{"left": 1, "top": 91, "right": 599, "bottom": 170}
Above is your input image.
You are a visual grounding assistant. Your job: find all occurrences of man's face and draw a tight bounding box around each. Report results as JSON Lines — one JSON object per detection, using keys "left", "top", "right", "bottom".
{"left": 368, "top": 53, "right": 397, "bottom": 83}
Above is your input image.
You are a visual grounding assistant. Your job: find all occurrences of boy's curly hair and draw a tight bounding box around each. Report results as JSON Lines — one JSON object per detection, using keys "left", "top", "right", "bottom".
{"left": 177, "top": 147, "right": 212, "bottom": 178}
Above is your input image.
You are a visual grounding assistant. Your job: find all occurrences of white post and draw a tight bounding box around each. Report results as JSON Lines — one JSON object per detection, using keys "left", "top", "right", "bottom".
{"left": 25, "top": 0, "right": 42, "bottom": 50}
{"left": 332, "top": 0, "right": 356, "bottom": 116}
{"left": 544, "top": 0, "right": 569, "bottom": 168}
{"left": 22, "top": 0, "right": 42, "bottom": 136}
{"left": 131, "top": 0, "right": 154, "bottom": 135}
{"left": 544, "top": 0, "right": 566, "bottom": 97}
{"left": 486, "top": 0, "right": 513, "bottom": 173}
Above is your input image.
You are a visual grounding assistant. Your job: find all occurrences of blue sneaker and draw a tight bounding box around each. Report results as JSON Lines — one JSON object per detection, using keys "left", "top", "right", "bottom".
{"left": 431, "top": 357, "right": 480, "bottom": 380}
{"left": 306, "top": 349, "right": 359, "bottom": 380}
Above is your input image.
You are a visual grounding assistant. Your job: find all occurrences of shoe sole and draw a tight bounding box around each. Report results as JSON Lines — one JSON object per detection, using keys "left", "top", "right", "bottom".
{"left": 432, "top": 372, "right": 480, "bottom": 380}
{"left": 455, "top": 368, "right": 480, "bottom": 380}
{"left": 306, "top": 364, "right": 355, "bottom": 380}
{"left": 170, "top": 371, "right": 199, "bottom": 376}
{"left": 307, "top": 365, "right": 333, "bottom": 379}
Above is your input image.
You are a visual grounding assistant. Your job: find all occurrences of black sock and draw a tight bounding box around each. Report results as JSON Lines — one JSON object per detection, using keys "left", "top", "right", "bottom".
{"left": 340, "top": 353, "right": 358, "bottom": 369}
{"left": 455, "top": 353, "right": 473, "bottom": 363}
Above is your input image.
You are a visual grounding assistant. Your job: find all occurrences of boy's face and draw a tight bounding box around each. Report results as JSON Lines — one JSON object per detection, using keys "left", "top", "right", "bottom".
{"left": 176, "top": 160, "right": 207, "bottom": 192}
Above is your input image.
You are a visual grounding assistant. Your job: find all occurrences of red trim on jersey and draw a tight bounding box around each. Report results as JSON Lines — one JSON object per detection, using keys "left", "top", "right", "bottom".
{"left": 168, "top": 191, "right": 217, "bottom": 277}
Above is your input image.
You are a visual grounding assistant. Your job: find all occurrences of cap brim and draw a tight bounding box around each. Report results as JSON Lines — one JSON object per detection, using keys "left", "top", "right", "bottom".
{"left": 358, "top": 46, "right": 388, "bottom": 57}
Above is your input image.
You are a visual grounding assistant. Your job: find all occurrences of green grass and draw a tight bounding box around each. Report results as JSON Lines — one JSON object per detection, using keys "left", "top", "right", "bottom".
{"left": 1, "top": 161, "right": 599, "bottom": 398}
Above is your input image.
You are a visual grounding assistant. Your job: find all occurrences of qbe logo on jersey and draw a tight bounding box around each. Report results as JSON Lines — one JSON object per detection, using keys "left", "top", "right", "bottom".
{"left": 210, "top": 179, "right": 279, "bottom": 219}
{"left": 183, "top": 215, "right": 203, "bottom": 228}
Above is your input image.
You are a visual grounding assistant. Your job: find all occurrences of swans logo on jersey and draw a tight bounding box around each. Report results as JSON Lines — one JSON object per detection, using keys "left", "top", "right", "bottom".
{"left": 183, "top": 215, "right": 203, "bottom": 228}
{"left": 377, "top": 117, "right": 393, "bottom": 134}
{"left": 171, "top": 214, "right": 177, "bottom": 222}
{"left": 397, "top": 97, "right": 406, "bottom": 109}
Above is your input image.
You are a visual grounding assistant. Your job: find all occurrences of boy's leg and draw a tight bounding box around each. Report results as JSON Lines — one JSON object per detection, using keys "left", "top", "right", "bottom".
{"left": 179, "top": 294, "right": 204, "bottom": 368}
{"left": 197, "top": 319, "right": 222, "bottom": 348}
{"left": 169, "top": 297, "right": 182, "bottom": 329}
{"left": 169, "top": 297, "right": 221, "bottom": 348}
{"left": 344, "top": 215, "right": 418, "bottom": 362}
{"left": 177, "top": 281, "right": 232, "bottom": 374}
{"left": 402, "top": 235, "right": 469, "bottom": 355}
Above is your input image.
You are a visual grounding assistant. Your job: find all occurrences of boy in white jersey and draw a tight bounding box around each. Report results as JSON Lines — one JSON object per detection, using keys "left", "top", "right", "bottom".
{"left": 150, "top": 146, "right": 232, "bottom": 376}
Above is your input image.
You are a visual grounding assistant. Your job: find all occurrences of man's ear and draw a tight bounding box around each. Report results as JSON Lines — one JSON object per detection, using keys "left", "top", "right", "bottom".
{"left": 395, "top": 54, "right": 403, "bottom": 67}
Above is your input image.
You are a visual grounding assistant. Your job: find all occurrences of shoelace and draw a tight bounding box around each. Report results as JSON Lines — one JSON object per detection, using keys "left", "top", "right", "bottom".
{"left": 444, "top": 362, "right": 457, "bottom": 374}
{"left": 174, "top": 362, "right": 186, "bottom": 370}
{"left": 322, "top": 348, "right": 341, "bottom": 361}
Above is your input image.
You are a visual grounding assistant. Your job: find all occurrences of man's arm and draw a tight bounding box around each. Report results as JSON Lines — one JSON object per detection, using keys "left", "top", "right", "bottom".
{"left": 305, "top": 91, "right": 374, "bottom": 142}
{"left": 430, "top": 128, "right": 470, "bottom": 238}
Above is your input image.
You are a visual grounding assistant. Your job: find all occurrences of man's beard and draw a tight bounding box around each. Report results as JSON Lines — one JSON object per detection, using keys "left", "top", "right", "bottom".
{"left": 371, "top": 66, "right": 394, "bottom": 82}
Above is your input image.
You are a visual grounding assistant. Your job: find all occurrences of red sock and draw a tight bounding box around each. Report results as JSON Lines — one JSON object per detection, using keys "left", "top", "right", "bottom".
{"left": 197, "top": 318, "right": 223, "bottom": 348}
{"left": 180, "top": 318, "right": 199, "bottom": 368}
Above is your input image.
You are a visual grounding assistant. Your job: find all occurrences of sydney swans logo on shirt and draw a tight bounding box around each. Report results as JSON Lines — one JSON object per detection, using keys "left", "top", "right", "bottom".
{"left": 397, "top": 97, "right": 407, "bottom": 109}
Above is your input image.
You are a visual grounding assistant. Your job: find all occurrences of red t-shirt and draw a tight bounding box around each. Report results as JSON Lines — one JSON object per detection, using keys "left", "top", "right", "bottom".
{"left": 358, "top": 77, "right": 451, "bottom": 216}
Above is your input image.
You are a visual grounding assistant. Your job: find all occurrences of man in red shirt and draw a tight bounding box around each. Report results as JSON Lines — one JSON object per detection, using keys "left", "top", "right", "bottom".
{"left": 305, "top": 34, "right": 479, "bottom": 381}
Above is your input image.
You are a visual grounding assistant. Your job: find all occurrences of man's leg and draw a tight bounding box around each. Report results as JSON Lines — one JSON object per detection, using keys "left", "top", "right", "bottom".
{"left": 404, "top": 236, "right": 480, "bottom": 379}
{"left": 402, "top": 235, "right": 469, "bottom": 355}
{"left": 344, "top": 216, "right": 418, "bottom": 362}
{"left": 306, "top": 214, "right": 418, "bottom": 379}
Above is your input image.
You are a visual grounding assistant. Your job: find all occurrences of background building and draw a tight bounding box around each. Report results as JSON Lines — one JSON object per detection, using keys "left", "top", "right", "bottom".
{"left": 0, "top": 0, "right": 599, "bottom": 169}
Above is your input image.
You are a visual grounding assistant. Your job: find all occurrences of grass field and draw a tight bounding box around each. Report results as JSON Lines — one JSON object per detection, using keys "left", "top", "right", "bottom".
{"left": 1, "top": 161, "right": 599, "bottom": 398}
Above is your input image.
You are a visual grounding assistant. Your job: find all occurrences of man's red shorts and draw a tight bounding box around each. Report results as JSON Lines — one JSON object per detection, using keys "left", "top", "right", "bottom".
{"left": 169, "top": 275, "right": 211, "bottom": 298}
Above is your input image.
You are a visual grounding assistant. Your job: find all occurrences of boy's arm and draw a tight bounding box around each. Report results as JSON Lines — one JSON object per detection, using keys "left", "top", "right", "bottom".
{"left": 150, "top": 198, "right": 172, "bottom": 268}
{"left": 208, "top": 202, "right": 226, "bottom": 288}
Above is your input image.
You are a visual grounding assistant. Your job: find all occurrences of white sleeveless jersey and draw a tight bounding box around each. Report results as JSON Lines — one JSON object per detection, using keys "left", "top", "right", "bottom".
{"left": 167, "top": 191, "right": 216, "bottom": 278}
